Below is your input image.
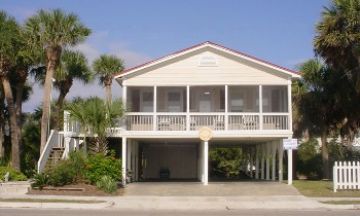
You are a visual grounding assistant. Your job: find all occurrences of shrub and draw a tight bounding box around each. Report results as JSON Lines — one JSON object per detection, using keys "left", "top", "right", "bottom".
{"left": 297, "top": 139, "right": 322, "bottom": 179}
{"left": 0, "top": 166, "right": 27, "bottom": 181}
{"left": 96, "top": 175, "right": 117, "bottom": 193}
{"left": 47, "top": 160, "right": 77, "bottom": 186}
{"left": 209, "top": 148, "right": 244, "bottom": 178}
{"left": 31, "top": 173, "right": 49, "bottom": 189}
{"left": 85, "top": 153, "right": 121, "bottom": 184}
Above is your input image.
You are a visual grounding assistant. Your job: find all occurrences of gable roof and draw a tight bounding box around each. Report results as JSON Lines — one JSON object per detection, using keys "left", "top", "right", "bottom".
{"left": 114, "top": 41, "right": 301, "bottom": 79}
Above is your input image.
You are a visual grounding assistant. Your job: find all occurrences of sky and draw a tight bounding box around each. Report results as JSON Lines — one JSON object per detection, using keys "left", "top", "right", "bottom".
{"left": 1, "top": 0, "right": 329, "bottom": 112}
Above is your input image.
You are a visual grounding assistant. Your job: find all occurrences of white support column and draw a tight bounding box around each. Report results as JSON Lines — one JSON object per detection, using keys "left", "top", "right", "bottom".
{"left": 288, "top": 80, "right": 292, "bottom": 131}
{"left": 122, "top": 86, "right": 127, "bottom": 131}
{"left": 122, "top": 137, "right": 127, "bottom": 186}
{"left": 249, "top": 149, "right": 254, "bottom": 178}
{"left": 278, "top": 140, "right": 283, "bottom": 182}
{"left": 261, "top": 144, "right": 265, "bottom": 180}
{"left": 225, "top": 85, "right": 228, "bottom": 130}
{"left": 288, "top": 149, "right": 293, "bottom": 185}
{"left": 259, "top": 85, "right": 263, "bottom": 130}
{"left": 266, "top": 143, "right": 270, "bottom": 180}
{"left": 203, "top": 141, "right": 209, "bottom": 185}
{"left": 272, "top": 141, "right": 276, "bottom": 181}
{"left": 186, "top": 85, "right": 190, "bottom": 131}
{"left": 153, "top": 86, "right": 157, "bottom": 131}
{"left": 255, "top": 145, "right": 259, "bottom": 179}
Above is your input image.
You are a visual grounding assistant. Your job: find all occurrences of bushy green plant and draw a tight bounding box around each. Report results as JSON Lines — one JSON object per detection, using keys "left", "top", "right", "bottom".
{"left": 209, "top": 148, "right": 244, "bottom": 178}
{"left": 297, "top": 139, "right": 322, "bottom": 179}
{"left": 47, "top": 160, "right": 77, "bottom": 186}
{"left": 85, "top": 153, "right": 121, "bottom": 184}
{"left": 0, "top": 166, "right": 27, "bottom": 181}
{"left": 96, "top": 175, "right": 117, "bottom": 193}
{"left": 31, "top": 173, "right": 49, "bottom": 189}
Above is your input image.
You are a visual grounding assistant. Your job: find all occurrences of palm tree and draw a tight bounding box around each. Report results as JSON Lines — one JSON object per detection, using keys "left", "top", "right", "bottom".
{"left": 314, "top": 0, "right": 360, "bottom": 92}
{"left": 24, "top": 9, "right": 91, "bottom": 153}
{"left": 54, "top": 50, "right": 92, "bottom": 129}
{"left": 92, "top": 55, "right": 124, "bottom": 103}
{"left": 296, "top": 59, "right": 344, "bottom": 179}
{"left": 0, "top": 11, "right": 21, "bottom": 170}
{"left": 66, "top": 97, "right": 124, "bottom": 154}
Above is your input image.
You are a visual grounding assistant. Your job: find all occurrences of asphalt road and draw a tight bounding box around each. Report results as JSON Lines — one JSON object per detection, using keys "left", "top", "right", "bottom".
{"left": 0, "top": 209, "right": 359, "bottom": 216}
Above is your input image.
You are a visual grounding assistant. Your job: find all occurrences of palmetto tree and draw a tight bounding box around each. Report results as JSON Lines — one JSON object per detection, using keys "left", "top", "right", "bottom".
{"left": 24, "top": 9, "right": 91, "bottom": 153}
{"left": 315, "top": 0, "right": 360, "bottom": 145}
{"left": 92, "top": 55, "right": 124, "bottom": 103}
{"left": 315, "top": 0, "right": 360, "bottom": 91}
{"left": 66, "top": 97, "right": 124, "bottom": 154}
{"left": 54, "top": 50, "right": 92, "bottom": 129}
{"left": 0, "top": 11, "right": 21, "bottom": 169}
{"left": 296, "top": 59, "right": 346, "bottom": 179}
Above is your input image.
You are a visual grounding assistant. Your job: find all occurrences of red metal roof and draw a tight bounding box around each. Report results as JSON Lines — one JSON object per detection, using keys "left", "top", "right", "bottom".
{"left": 114, "top": 41, "right": 300, "bottom": 78}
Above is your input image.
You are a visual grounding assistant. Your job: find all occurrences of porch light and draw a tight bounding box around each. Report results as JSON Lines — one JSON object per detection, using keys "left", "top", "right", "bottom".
{"left": 204, "top": 91, "right": 210, "bottom": 95}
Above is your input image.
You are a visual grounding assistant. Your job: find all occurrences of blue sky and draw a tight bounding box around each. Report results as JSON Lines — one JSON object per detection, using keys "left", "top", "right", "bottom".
{"left": 1, "top": 0, "right": 328, "bottom": 111}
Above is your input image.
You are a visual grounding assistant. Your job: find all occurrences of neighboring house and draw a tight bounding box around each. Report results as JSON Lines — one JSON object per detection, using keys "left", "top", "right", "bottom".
{"left": 38, "top": 41, "right": 300, "bottom": 185}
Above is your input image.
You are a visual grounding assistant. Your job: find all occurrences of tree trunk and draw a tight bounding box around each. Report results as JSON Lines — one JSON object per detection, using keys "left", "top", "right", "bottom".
{"left": 104, "top": 78, "right": 112, "bottom": 103}
{"left": 40, "top": 46, "right": 61, "bottom": 153}
{"left": 321, "top": 131, "right": 330, "bottom": 179}
{"left": 55, "top": 78, "right": 72, "bottom": 130}
{"left": 2, "top": 78, "right": 20, "bottom": 170}
{"left": 0, "top": 92, "right": 4, "bottom": 159}
{"left": 15, "top": 76, "right": 26, "bottom": 159}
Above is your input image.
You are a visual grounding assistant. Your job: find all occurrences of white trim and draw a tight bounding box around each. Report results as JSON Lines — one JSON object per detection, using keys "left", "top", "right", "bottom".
{"left": 115, "top": 42, "right": 301, "bottom": 80}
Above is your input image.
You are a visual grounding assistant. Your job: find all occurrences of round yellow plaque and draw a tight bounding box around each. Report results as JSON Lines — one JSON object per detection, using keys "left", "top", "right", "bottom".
{"left": 199, "top": 127, "right": 213, "bottom": 141}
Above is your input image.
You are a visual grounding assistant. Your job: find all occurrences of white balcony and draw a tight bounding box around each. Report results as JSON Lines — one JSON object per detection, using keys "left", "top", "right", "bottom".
{"left": 63, "top": 84, "right": 292, "bottom": 136}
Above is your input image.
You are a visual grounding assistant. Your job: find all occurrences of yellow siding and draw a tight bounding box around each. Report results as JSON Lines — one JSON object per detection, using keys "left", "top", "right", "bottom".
{"left": 123, "top": 48, "right": 290, "bottom": 86}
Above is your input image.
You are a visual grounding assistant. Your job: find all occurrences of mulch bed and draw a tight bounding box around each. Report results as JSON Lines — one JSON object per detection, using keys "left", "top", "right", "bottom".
{"left": 28, "top": 183, "right": 124, "bottom": 196}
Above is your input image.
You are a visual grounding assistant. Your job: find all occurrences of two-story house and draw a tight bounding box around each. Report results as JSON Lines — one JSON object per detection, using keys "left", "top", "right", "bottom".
{"left": 38, "top": 41, "right": 300, "bottom": 186}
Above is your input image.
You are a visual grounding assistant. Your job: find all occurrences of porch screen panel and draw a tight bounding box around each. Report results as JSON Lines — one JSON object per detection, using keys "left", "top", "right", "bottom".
{"left": 228, "top": 86, "right": 259, "bottom": 112}
{"left": 262, "top": 86, "right": 288, "bottom": 112}
{"left": 127, "top": 87, "right": 154, "bottom": 112}
{"left": 190, "top": 86, "right": 225, "bottom": 112}
{"left": 157, "top": 87, "right": 186, "bottom": 112}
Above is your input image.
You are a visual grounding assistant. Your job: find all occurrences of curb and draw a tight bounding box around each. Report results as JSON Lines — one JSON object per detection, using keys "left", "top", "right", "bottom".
{"left": 0, "top": 200, "right": 114, "bottom": 209}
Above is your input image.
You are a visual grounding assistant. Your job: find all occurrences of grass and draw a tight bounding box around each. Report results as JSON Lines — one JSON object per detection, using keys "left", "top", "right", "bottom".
{"left": 293, "top": 180, "right": 360, "bottom": 197}
{"left": 321, "top": 200, "right": 360, "bottom": 205}
{"left": 0, "top": 198, "right": 105, "bottom": 204}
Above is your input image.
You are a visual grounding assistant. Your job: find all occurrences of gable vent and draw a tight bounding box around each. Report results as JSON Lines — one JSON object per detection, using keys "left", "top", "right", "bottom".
{"left": 199, "top": 55, "right": 218, "bottom": 67}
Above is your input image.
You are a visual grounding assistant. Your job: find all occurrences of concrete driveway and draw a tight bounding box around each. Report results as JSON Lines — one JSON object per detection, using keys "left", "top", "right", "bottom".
{"left": 124, "top": 181, "right": 300, "bottom": 196}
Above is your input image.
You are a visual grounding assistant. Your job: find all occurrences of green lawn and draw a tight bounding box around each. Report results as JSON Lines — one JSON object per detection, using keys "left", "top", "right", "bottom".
{"left": 293, "top": 180, "right": 360, "bottom": 197}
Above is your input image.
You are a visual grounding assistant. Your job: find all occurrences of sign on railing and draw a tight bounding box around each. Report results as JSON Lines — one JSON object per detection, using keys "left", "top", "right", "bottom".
{"left": 333, "top": 161, "right": 360, "bottom": 192}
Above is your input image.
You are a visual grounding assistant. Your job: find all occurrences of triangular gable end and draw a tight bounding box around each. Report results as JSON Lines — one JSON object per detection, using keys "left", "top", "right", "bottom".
{"left": 114, "top": 41, "right": 301, "bottom": 80}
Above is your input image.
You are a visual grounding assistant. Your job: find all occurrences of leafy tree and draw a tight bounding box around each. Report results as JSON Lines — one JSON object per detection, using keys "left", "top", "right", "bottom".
{"left": 0, "top": 11, "right": 21, "bottom": 170}
{"left": 295, "top": 59, "right": 348, "bottom": 179}
{"left": 24, "top": 9, "right": 91, "bottom": 153}
{"left": 314, "top": 0, "right": 360, "bottom": 140}
{"left": 54, "top": 50, "right": 92, "bottom": 129}
{"left": 209, "top": 148, "right": 245, "bottom": 178}
{"left": 66, "top": 97, "right": 124, "bottom": 154}
{"left": 92, "top": 55, "right": 124, "bottom": 103}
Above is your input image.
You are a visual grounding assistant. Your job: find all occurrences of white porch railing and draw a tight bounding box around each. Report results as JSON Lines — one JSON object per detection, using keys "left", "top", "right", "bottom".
{"left": 333, "top": 161, "right": 360, "bottom": 192}
{"left": 228, "top": 114, "right": 259, "bottom": 130}
{"left": 63, "top": 111, "right": 290, "bottom": 133}
{"left": 263, "top": 114, "right": 289, "bottom": 130}
{"left": 37, "top": 130, "right": 65, "bottom": 173}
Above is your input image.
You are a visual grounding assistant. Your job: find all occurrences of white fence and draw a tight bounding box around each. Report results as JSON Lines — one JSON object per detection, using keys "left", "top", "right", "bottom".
{"left": 333, "top": 161, "right": 360, "bottom": 192}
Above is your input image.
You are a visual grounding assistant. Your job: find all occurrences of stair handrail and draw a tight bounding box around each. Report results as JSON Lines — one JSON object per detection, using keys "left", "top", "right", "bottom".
{"left": 37, "top": 130, "right": 58, "bottom": 173}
